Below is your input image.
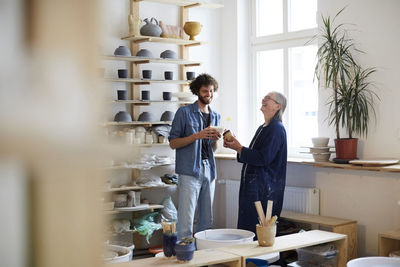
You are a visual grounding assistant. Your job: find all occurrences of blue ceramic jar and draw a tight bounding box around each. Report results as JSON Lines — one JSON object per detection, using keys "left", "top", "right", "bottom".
{"left": 175, "top": 240, "right": 195, "bottom": 262}
{"left": 162, "top": 233, "right": 177, "bottom": 257}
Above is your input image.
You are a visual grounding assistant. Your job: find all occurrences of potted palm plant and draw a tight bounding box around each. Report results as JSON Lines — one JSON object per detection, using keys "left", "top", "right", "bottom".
{"left": 311, "top": 8, "right": 379, "bottom": 160}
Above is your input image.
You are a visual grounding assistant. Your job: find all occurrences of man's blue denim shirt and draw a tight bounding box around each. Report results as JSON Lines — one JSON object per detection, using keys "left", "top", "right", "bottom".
{"left": 169, "top": 101, "right": 220, "bottom": 180}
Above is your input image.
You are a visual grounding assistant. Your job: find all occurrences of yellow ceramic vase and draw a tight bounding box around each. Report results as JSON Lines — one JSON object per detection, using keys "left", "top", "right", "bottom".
{"left": 183, "top": 21, "right": 202, "bottom": 40}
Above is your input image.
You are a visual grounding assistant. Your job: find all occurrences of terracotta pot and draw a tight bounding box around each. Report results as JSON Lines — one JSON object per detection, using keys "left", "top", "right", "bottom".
{"left": 334, "top": 138, "right": 358, "bottom": 159}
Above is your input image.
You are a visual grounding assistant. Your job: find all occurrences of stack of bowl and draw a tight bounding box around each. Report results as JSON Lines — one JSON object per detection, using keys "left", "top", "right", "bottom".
{"left": 302, "top": 137, "right": 334, "bottom": 162}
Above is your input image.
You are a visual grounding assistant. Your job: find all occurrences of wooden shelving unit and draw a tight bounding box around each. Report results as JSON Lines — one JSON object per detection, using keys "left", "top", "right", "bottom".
{"left": 379, "top": 229, "right": 400, "bottom": 256}
{"left": 104, "top": 183, "right": 175, "bottom": 193}
{"left": 104, "top": 204, "right": 164, "bottom": 215}
{"left": 281, "top": 210, "right": 358, "bottom": 261}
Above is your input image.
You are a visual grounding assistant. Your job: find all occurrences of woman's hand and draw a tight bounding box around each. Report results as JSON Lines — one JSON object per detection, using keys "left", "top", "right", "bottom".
{"left": 223, "top": 136, "right": 242, "bottom": 154}
{"left": 196, "top": 126, "right": 221, "bottom": 140}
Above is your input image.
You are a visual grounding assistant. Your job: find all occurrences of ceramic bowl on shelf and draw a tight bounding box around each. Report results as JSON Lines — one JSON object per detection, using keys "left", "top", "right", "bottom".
{"left": 136, "top": 49, "right": 153, "bottom": 58}
{"left": 311, "top": 137, "right": 329, "bottom": 147}
{"left": 114, "top": 111, "right": 132, "bottom": 122}
{"left": 309, "top": 147, "right": 331, "bottom": 153}
{"left": 312, "top": 152, "right": 331, "bottom": 162}
{"left": 160, "top": 50, "right": 177, "bottom": 59}
{"left": 160, "top": 111, "right": 175, "bottom": 121}
{"left": 114, "top": 46, "right": 131, "bottom": 56}
{"left": 138, "top": 112, "right": 155, "bottom": 122}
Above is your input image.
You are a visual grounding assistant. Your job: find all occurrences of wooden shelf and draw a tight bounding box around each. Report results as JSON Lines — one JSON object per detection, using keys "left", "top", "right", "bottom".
{"left": 114, "top": 204, "right": 164, "bottom": 212}
{"left": 105, "top": 78, "right": 190, "bottom": 85}
{"left": 104, "top": 162, "right": 173, "bottom": 170}
{"left": 120, "top": 230, "right": 346, "bottom": 267}
{"left": 112, "top": 99, "right": 192, "bottom": 105}
{"left": 134, "top": 0, "right": 224, "bottom": 9}
{"left": 102, "top": 55, "right": 201, "bottom": 66}
{"left": 379, "top": 229, "right": 400, "bottom": 256}
{"left": 104, "top": 184, "right": 175, "bottom": 193}
{"left": 121, "top": 35, "right": 203, "bottom": 47}
{"left": 301, "top": 161, "right": 400, "bottom": 173}
{"left": 104, "top": 204, "right": 164, "bottom": 214}
{"left": 281, "top": 210, "right": 357, "bottom": 261}
{"left": 103, "top": 121, "right": 171, "bottom": 126}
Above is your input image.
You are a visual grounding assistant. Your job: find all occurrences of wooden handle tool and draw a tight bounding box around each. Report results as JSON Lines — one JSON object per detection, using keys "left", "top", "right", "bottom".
{"left": 254, "top": 201, "right": 266, "bottom": 226}
{"left": 268, "top": 215, "right": 278, "bottom": 225}
{"left": 265, "top": 200, "right": 273, "bottom": 222}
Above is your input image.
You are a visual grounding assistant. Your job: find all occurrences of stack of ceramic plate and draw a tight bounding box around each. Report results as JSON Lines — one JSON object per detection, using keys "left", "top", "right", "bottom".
{"left": 301, "top": 137, "right": 335, "bottom": 162}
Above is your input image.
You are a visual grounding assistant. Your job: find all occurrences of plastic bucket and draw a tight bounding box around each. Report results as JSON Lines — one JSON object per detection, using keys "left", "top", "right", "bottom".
{"left": 347, "top": 256, "right": 400, "bottom": 267}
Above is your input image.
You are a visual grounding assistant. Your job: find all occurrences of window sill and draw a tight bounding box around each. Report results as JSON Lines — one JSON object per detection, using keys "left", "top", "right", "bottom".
{"left": 215, "top": 154, "right": 400, "bottom": 173}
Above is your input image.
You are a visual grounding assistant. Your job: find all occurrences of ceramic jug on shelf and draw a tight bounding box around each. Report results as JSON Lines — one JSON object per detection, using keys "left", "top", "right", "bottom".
{"left": 128, "top": 14, "right": 142, "bottom": 36}
{"left": 140, "top": 17, "right": 162, "bottom": 37}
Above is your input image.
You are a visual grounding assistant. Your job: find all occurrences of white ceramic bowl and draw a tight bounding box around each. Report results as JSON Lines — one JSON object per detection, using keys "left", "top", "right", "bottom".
{"left": 103, "top": 245, "right": 131, "bottom": 263}
{"left": 347, "top": 256, "right": 400, "bottom": 267}
{"left": 194, "top": 228, "right": 255, "bottom": 250}
{"left": 311, "top": 137, "right": 329, "bottom": 147}
{"left": 309, "top": 147, "right": 330, "bottom": 153}
{"left": 312, "top": 152, "right": 331, "bottom": 162}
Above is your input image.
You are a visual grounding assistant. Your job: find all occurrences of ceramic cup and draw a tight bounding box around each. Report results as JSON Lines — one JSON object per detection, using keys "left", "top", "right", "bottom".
{"left": 142, "top": 70, "right": 152, "bottom": 79}
{"left": 164, "top": 71, "right": 173, "bottom": 80}
{"left": 186, "top": 71, "right": 195, "bottom": 80}
{"left": 141, "top": 90, "right": 150, "bottom": 100}
{"left": 163, "top": 91, "right": 172, "bottom": 101}
{"left": 256, "top": 223, "right": 276, "bottom": 247}
{"left": 117, "top": 90, "right": 127, "bottom": 100}
{"left": 118, "top": 69, "right": 128, "bottom": 78}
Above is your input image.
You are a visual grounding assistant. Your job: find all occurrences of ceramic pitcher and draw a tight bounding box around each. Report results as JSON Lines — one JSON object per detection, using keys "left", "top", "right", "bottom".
{"left": 140, "top": 17, "right": 162, "bottom": 37}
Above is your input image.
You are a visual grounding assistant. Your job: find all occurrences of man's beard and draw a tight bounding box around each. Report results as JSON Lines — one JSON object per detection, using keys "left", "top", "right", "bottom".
{"left": 198, "top": 95, "right": 212, "bottom": 105}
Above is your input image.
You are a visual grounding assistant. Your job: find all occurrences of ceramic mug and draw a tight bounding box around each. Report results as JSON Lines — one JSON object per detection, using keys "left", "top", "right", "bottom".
{"left": 186, "top": 71, "right": 195, "bottom": 80}
{"left": 141, "top": 90, "right": 150, "bottom": 100}
{"left": 164, "top": 71, "right": 173, "bottom": 80}
{"left": 142, "top": 70, "right": 152, "bottom": 79}
{"left": 118, "top": 69, "right": 128, "bottom": 78}
{"left": 117, "top": 90, "right": 127, "bottom": 100}
{"left": 163, "top": 91, "right": 172, "bottom": 100}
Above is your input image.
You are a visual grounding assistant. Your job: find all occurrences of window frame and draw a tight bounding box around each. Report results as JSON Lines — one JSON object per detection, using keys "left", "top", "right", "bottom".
{"left": 250, "top": 0, "right": 318, "bottom": 156}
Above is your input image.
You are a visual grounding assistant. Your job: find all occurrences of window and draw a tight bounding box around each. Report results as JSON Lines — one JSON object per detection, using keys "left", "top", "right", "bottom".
{"left": 251, "top": 0, "right": 318, "bottom": 156}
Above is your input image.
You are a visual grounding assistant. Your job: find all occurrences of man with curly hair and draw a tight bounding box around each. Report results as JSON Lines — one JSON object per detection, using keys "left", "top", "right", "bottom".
{"left": 169, "top": 73, "right": 221, "bottom": 240}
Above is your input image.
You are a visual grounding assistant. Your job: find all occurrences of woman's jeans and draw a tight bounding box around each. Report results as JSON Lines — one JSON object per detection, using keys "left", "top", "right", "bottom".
{"left": 177, "top": 159, "right": 215, "bottom": 240}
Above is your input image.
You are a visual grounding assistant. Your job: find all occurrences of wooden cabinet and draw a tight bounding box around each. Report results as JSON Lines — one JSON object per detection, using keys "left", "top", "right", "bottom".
{"left": 280, "top": 210, "right": 358, "bottom": 261}
{"left": 379, "top": 229, "right": 400, "bottom": 256}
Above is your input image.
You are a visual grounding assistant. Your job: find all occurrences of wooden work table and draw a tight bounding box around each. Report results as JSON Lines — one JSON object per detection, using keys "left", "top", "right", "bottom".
{"left": 109, "top": 230, "right": 347, "bottom": 267}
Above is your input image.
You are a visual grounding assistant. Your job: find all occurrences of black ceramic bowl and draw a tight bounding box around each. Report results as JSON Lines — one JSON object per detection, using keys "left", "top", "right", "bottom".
{"left": 114, "top": 111, "right": 132, "bottom": 122}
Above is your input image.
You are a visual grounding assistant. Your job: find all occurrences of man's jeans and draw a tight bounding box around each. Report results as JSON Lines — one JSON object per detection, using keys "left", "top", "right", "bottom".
{"left": 177, "top": 159, "right": 215, "bottom": 240}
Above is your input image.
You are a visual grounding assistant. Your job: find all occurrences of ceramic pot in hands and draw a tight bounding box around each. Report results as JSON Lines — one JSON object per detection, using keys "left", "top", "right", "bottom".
{"left": 183, "top": 21, "right": 202, "bottom": 40}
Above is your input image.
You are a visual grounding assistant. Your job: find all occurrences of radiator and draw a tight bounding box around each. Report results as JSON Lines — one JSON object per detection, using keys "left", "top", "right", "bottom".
{"left": 218, "top": 180, "right": 320, "bottom": 228}
{"left": 218, "top": 179, "right": 240, "bottom": 228}
{"left": 283, "top": 186, "right": 320, "bottom": 215}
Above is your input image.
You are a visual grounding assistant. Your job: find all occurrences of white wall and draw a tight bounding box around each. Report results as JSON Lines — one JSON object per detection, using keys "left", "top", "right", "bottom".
{"left": 215, "top": 0, "right": 400, "bottom": 257}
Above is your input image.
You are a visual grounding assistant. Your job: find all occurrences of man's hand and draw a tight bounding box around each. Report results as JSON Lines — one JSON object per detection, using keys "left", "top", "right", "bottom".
{"left": 196, "top": 126, "right": 222, "bottom": 140}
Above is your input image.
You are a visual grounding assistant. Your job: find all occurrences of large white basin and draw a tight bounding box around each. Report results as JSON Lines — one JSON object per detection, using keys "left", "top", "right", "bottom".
{"left": 347, "top": 257, "right": 400, "bottom": 267}
{"left": 194, "top": 228, "right": 255, "bottom": 249}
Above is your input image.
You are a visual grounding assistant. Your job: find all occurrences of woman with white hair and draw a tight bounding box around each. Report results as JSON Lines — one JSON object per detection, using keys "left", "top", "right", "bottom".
{"left": 223, "top": 91, "right": 287, "bottom": 236}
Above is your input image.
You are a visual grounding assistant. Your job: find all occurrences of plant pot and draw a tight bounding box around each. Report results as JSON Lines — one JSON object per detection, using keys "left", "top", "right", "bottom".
{"left": 175, "top": 241, "right": 195, "bottom": 262}
{"left": 334, "top": 138, "right": 358, "bottom": 159}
